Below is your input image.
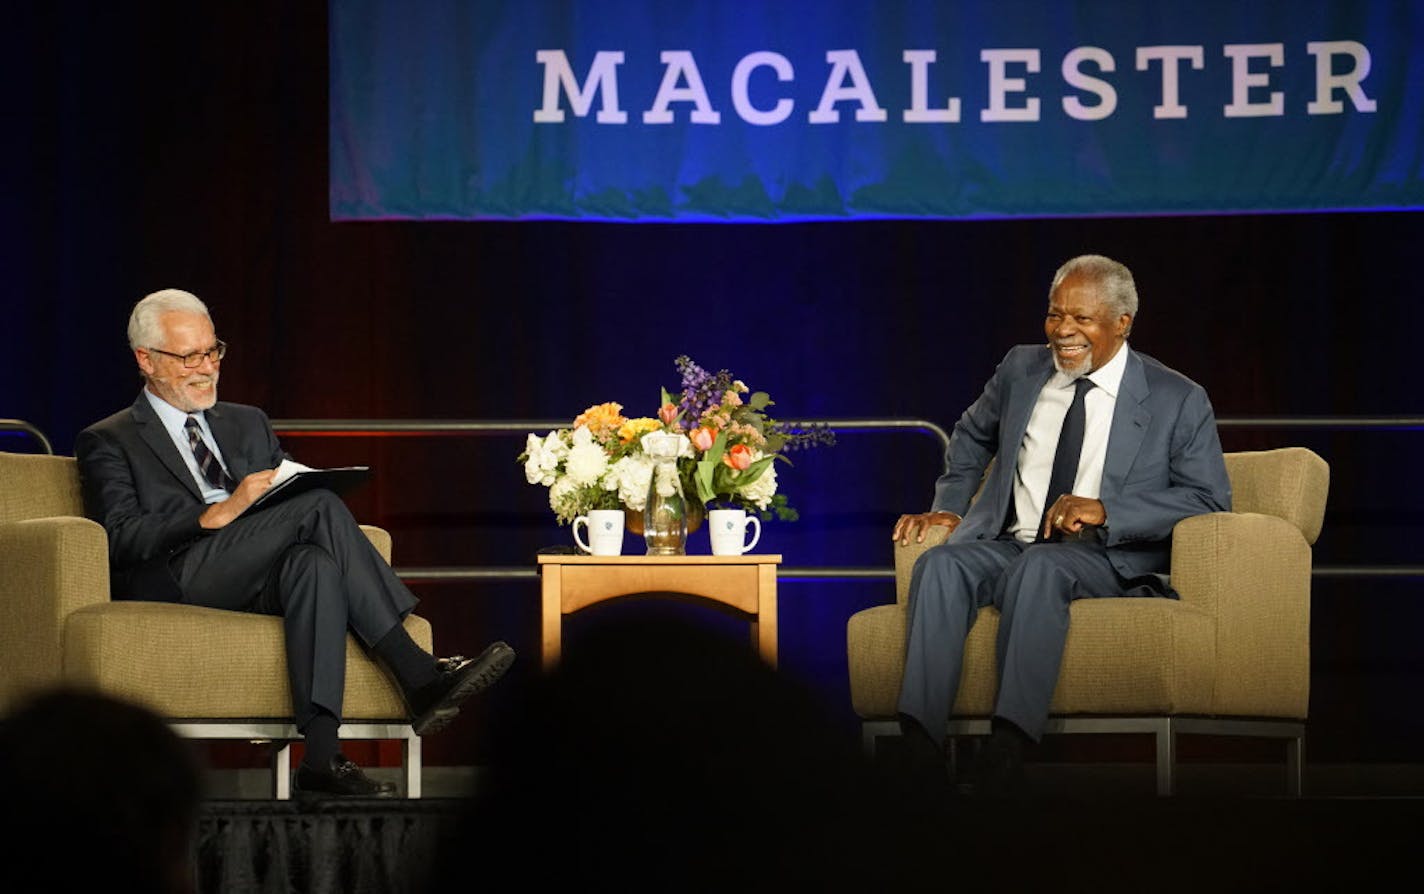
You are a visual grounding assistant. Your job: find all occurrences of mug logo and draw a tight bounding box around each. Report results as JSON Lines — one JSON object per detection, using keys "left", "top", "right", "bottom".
{"left": 724, "top": 521, "right": 734, "bottom": 530}
{"left": 602, "top": 521, "right": 613, "bottom": 531}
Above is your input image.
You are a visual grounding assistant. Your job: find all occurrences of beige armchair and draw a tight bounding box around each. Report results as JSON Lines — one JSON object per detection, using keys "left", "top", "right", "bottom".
{"left": 0, "top": 451, "right": 432, "bottom": 798}
{"left": 847, "top": 447, "right": 1328, "bottom": 795}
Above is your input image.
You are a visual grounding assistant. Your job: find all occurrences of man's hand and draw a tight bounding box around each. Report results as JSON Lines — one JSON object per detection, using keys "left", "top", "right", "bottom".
{"left": 199, "top": 469, "right": 278, "bottom": 530}
{"left": 892, "top": 511, "right": 962, "bottom": 545}
{"left": 1041, "top": 494, "right": 1106, "bottom": 540}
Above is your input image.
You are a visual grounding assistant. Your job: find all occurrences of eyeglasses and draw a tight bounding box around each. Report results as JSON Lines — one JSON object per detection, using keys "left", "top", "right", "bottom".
{"left": 147, "top": 340, "right": 227, "bottom": 368}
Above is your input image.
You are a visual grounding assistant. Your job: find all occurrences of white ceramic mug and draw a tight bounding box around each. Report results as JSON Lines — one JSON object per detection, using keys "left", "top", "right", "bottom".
{"left": 708, "top": 508, "right": 761, "bottom": 556}
{"left": 573, "top": 509, "right": 625, "bottom": 556}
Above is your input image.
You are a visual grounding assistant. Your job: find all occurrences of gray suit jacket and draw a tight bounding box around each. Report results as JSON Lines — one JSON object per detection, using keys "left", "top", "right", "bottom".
{"left": 75, "top": 392, "right": 286, "bottom": 602}
{"left": 931, "top": 344, "right": 1232, "bottom": 582}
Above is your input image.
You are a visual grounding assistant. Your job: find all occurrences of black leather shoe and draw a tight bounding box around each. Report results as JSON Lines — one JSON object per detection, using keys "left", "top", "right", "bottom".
{"left": 293, "top": 754, "right": 398, "bottom": 799}
{"left": 406, "top": 641, "right": 515, "bottom": 735}
{"left": 972, "top": 729, "right": 1026, "bottom": 798}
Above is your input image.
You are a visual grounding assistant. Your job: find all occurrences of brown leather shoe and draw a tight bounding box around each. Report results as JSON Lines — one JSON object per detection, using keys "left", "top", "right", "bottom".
{"left": 406, "top": 641, "right": 516, "bottom": 735}
{"left": 293, "top": 754, "right": 398, "bottom": 799}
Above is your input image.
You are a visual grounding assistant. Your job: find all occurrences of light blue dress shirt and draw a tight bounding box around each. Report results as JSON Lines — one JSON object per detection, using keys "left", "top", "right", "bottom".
{"left": 143, "top": 389, "right": 232, "bottom": 505}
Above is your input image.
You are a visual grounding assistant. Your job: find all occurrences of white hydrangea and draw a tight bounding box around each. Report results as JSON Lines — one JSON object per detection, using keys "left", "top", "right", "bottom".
{"left": 740, "top": 453, "right": 778, "bottom": 510}
{"left": 523, "top": 430, "right": 569, "bottom": 487}
{"left": 564, "top": 425, "right": 609, "bottom": 487}
{"left": 607, "top": 453, "right": 654, "bottom": 511}
{"left": 523, "top": 431, "right": 564, "bottom": 486}
{"left": 640, "top": 430, "right": 693, "bottom": 459}
{"left": 651, "top": 459, "right": 682, "bottom": 499}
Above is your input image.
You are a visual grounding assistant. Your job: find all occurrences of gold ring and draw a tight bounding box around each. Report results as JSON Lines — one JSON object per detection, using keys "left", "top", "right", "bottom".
{"left": 1055, "top": 514, "right": 1065, "bottom": 526}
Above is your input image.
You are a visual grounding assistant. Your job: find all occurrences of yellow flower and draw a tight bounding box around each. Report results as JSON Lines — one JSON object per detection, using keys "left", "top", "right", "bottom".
{"left": 575, "top": 402, "right": 627, "bottom": 442}
{"left": 618, "top": 417, "right": 662, "bottom": 444}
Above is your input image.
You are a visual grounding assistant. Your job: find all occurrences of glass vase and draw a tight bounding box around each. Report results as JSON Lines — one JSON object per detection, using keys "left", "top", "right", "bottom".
{"left": 642, "top": 433, "right": 688, "bottom": 555}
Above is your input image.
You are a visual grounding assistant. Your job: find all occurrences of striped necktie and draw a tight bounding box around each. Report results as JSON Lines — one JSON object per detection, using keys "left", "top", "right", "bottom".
{"left": 1037, "top": 377, "right": 1094, "bottom": 542}
{"left": 184, "top": 415, "right": 234, "bottom": 492}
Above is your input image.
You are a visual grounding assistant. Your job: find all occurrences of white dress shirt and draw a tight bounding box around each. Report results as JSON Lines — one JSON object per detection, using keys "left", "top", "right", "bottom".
{"left": 143, "top": 389, "right": 233, "bottom": 505}
{"left": 1007, "top": 342, "right": 1130, "bottom": 542}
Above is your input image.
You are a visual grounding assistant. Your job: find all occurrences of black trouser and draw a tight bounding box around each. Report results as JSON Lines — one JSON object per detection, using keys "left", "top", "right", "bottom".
{"left": 172, "top": 490, "right": 418, "bottom": 728}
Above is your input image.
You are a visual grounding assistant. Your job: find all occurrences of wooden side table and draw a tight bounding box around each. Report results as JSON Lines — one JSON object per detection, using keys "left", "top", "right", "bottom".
{"left": 536, "top": 554, "right": 783, "bottom": 670}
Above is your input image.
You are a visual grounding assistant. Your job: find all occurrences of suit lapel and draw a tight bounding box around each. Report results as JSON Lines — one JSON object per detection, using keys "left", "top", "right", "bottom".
{"left": 130, "top": 392, "right": 204, "bottom": 501}
{"left": 988, "top": 351, "right": 1055, "bottom": 522}
{"left": 1005, "top": 352, "right": 1055, "bottom": 461}
{"left": 1102, "top": 348, "right": 1151, "bottom": 500}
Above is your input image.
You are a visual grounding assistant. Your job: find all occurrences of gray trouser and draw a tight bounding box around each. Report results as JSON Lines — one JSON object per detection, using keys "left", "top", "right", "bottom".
{"left": 896, "top": 537, "right": 1140, "bottom": 741}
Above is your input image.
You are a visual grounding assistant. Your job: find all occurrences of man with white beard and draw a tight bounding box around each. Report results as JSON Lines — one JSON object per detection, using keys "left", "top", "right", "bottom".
{"left": 76, "top": 289, "right": 514, "bottom": 798}
{"left": 890, "top": 255, "right": 1231, "bottom": 796}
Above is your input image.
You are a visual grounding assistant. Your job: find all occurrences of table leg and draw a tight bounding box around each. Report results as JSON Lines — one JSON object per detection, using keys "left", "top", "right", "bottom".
{"left": 541, "top": 563, "right": 562, "bottom": 671}
{"left": 752, "top": 562, "right": 778, "bottom": 669}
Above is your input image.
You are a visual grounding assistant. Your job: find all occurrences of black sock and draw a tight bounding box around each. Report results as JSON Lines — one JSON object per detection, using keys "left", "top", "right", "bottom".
{"left": 373, "top": 623, "right": 439, "bottom": 695}
{"left": 301, "top": 710, "right": 340, "bottom": 770}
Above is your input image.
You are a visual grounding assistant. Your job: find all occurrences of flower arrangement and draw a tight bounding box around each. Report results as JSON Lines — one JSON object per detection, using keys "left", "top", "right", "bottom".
{"left": 519, "top": 356, "right": 834, "bottom": 525}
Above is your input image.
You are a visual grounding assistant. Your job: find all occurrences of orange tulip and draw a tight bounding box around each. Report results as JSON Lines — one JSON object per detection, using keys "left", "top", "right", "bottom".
{"left": 723, "top": 443, "right": 753, "bottom": 471}
{"left": 659, "top": 402, "right": 679, "bottom": 426}
{"left": 690, "top": 426, "right": 718, "bottom": 452}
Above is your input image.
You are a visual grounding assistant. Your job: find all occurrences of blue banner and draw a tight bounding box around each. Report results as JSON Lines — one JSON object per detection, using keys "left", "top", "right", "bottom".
{"left": 330, "top": 1, "right": 1424, "bottom": 221}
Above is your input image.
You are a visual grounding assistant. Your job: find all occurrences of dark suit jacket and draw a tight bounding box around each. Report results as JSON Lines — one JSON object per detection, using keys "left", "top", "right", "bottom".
{"left": 931, "top": 345, "right": 1232, "bottom": 582}
{"left": 75, "top": 392, "right": 286, "bottom": 602}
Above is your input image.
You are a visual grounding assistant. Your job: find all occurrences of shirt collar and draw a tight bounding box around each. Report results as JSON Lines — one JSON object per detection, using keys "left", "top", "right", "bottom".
{"left": 1086, "top": 340, "right": 1129, "bottom": 398}
{"left": 144, "top": 387, "right": 203, "bottom": 435}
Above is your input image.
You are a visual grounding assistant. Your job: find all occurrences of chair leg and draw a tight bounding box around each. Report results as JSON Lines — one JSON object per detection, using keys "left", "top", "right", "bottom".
{"left": 272, "top": 741, "right": 293, "bottom": 800}
{"left": 1286, "top": 734, "right": 1304, "bottom": 798}
{"left": 403, "top": 735, "right": 422, "bottom": 799}
{"left": 861, "top": 720, "right": 901, "bottom": 763}
{"left": 1154, "top": 718, "right": 1175, "bottom": 797}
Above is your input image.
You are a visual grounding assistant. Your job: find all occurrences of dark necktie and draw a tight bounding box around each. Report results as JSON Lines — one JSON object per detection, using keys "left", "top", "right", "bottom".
{"left": 1038, "top": 377, "right": 1094, "bottom": 542}
{"left": 184, "top": 415, "right": 234, "bottom": 492}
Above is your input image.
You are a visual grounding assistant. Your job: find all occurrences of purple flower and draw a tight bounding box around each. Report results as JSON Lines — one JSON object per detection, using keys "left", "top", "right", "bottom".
{"left": 674, "top": 355, "right": 733, "bottom": 430}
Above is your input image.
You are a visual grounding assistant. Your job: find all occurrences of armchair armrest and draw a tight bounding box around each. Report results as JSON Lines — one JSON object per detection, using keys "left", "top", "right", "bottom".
{"left": 359, "top": 525, "right": 392, "bottom": 565}
{"left": 1170, "top": 511, "right": 1312, "bottom": 717}
{"left": 893, "top": 524, "right": 950, "bottom": 605}
{"left": 0, "top": 517, "right": 111, "bottom": 710}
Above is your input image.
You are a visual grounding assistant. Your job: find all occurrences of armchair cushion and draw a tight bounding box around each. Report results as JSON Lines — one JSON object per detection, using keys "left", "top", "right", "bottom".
{"left": 64, "top": 603, "right": 430, "bottom": 721}
{"left": 849, "top": 598, "right": 1214, "bottom": 719}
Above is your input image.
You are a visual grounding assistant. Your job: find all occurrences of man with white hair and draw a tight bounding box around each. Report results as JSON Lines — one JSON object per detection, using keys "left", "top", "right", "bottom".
{"left": 890, "top": 255, "right": 1232, "bottom": 795}
{"left": 76, "top": 289, "right": 514, "bottom": 798}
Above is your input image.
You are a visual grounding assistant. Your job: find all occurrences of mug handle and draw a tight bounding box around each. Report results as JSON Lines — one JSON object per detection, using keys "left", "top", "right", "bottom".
{"left": 572, "top": 516, "right": 592, "bottom": 553}
{"left": 742, "top": 516, "right": 761, "bottom": 553}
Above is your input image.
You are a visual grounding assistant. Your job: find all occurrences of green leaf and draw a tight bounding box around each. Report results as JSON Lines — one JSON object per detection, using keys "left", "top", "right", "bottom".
{"left": 749, "top": 392, "right": 773, "bottom": 411}
{"left": 734, "top": 456, "right": 775, "bottom": 488}
{"left": 705, "top": 429, "right": 729, "bottom": 465}
{"left": 695, "top": 459, "right": 717, "bottom": 504}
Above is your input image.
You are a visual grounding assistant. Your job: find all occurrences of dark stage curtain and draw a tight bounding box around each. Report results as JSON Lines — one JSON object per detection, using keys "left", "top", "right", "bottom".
{"left": 195, "top": 800, "right": 463, "bottom": 894}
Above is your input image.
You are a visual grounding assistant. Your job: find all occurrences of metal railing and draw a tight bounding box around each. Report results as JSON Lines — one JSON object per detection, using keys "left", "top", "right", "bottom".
{"left": 3, "top": 416, "right": 1416, "bottom": 579}
{"left": 0, "top": 418, "right": 54, "bottom": 454}
{"left": 273, "top": 417, "right": 949, "bottom": 582}
{"left": 269, "top": 416, "right": 1424, "bottom": 583}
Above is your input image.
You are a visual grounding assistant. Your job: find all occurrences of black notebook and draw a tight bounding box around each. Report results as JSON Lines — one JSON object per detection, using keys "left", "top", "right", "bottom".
{"left": 244, "top": 460, "right": 370, "bottom": 515}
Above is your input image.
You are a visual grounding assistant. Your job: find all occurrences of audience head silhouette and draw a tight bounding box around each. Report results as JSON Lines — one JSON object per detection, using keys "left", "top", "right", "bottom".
{"left": 0, "top": 688, "right": 202, "bottom": 894}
